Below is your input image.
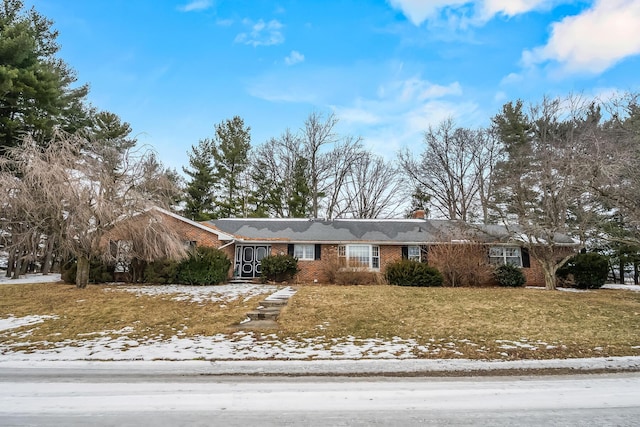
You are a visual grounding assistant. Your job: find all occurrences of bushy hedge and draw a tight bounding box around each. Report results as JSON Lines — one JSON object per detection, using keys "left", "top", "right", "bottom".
{"left": 176, "top": 246, "right": 231, "bottom": 285}
{"left": 144, "top": 258, "right": 180, "bottom": 284}
{"left": 260, "top": 254, "right": 299, "bottom": 282}
{"left": 558, "top": 252, "right": 608, "bottom": 289}
{"left": 385, "top": 260, "right": 443, "bottom": 287}
{"left": 61, "top": 258, "right": 114, "bottom": 284}
{"left": 494, "top": 264, "right": 526, "bottom": 287}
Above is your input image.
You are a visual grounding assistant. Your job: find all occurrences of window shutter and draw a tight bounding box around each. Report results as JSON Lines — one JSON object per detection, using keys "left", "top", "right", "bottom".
{"left": 401, "top": 246, "right": 408, "bottom": 259}
{"left": 420, "top": 245, "right": 429, "bottom": 263}
{"left": 522, "top": 247, "right": 531, "bottom": 268}
{"left": 287, "top": 244, "right": 294, "bottom": 256}
{"left": 315, "top": 244, "right": 322, "bottom": 260}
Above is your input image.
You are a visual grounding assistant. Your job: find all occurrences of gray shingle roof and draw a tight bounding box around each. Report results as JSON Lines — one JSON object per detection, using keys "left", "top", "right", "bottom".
{"left": 205, "top": 218, "right": 577, "bottom": 245}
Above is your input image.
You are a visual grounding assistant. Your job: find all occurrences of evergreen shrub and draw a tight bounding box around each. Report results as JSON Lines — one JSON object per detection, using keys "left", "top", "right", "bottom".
{"left": 260, "top": 254, "right": 299, "bottom": 282}
{"left": 494, "top": 264, "right": 526, "bottom": 287}
{"left": 176, "top": 246, "right": 230, "bottom": 285}
{"left": 144, "top": 258, "right": 180, "bottom": 284}
{"left": 385, "top": 260, "right": 443, "bottom": 287}
{"left": 558, "top": 252, "right": 608, "bottom": 289}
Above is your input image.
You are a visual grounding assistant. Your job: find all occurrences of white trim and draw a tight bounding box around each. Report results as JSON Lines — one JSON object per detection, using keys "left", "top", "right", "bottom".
{"left": 293, "top": 244, "right": 315, "bottom": 261}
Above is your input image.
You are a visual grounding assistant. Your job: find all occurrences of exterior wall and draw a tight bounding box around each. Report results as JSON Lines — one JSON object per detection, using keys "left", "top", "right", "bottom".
{"left": 289, "top": 244, "right": 404, "bottom": 284}
{"left": 293, "top": 244, "right": 336, "bottom": 283}
{"left": 523, "top": 258, "right": 545, "bottom": 286}
{"left": 104, "top": 211, "right": 235, "bottom": 280}
{"left": 284, "top": 242, "right": 567, "bottom": 286}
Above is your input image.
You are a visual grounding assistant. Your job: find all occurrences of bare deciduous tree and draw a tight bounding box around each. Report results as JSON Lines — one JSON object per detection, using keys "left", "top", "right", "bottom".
{"left": 0, "top": 132, "right": 186, "bottom": 288}
{"left": 399, "top": 119, "right": 496, "bottom": 222}
{"left": 342, "top": 151, "right": 403, "bottom": 218}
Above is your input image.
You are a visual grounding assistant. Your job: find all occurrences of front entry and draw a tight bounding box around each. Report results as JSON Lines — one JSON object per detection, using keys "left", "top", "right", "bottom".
{"left": 234, "top": 245, "right": 270, "bottom": 278}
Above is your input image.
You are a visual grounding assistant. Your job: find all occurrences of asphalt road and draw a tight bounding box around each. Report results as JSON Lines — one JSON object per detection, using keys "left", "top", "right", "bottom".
{"left": 1, "top": 369, "right": 639, "bottom": 426}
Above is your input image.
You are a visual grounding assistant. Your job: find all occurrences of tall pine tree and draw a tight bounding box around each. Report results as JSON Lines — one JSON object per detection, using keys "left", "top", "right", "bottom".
{"left": 0, "top": 0, "right": 90, "bottom": 153}
{"left": 212, "top": 116, "right": 251, "bottom": 218}
{"left": 182, "top": 139, "right": 216, "bottom": 221}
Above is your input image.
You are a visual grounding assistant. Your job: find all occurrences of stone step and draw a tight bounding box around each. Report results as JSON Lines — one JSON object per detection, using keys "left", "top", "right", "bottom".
{"left": 228, "top": 278, "right": 261, "bottom": 285}
{"left": 247, "top": 308, "right": 280, "bottom": 321}
{"left": 260, "top": 299, "right": 288, "bottom": 308}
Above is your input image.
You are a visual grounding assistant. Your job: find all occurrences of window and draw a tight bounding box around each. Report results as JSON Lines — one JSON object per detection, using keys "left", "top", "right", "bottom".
{"left": 294, "top": 244, "right": 315, "bottom": 261}
{"left": 337, "top": 244, "right": 380, "bottom": 270}
{"left": 489, "top": 246, "right": 522, "bottom": 267}
{"left": 407, "top": 245, "right": 421, "bottom": 262}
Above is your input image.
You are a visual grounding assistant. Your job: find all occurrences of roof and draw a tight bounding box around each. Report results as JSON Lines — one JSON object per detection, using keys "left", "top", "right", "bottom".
{"left": 204, "top": 218, "right": 578, "bottom": 245}
{"left": 151, "top": 207, "right": 235, "bottom": 241}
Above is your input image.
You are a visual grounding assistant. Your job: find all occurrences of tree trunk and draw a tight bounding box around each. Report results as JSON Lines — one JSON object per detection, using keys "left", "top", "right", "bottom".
{"left": 19, "top": 253, "right": 30, "bottom": 275}
{"left": 76, "top": 256, "right": 90, "bottom": 289}
{"left": 541, "top": 261, "right": 557, "bottom": 290}
{"left": 41, "top": 235, "right": 56, "bottom": 275}
{"left": 12, "top": 252, "right": 23, "bottom": 279}
{"left": 619, "top": 259, "right": 625, "bottom": 284}
{"left": 6, "top": 250, "right": 15, "bottom": 278}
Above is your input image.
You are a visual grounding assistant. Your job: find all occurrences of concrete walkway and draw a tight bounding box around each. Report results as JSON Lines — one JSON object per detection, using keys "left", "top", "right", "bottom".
{"left": 234, "top": 286, "right": 297, "bottom": 330}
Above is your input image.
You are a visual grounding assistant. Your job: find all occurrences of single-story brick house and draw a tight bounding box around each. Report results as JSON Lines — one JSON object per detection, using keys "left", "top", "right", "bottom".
{"left": 131, "top": 208, "right": 578, "bottom": 286}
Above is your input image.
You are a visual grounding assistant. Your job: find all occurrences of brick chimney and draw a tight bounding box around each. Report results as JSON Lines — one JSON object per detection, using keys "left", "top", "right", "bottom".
{"left": 412, "top": 209, "right": 426, "bottom": 219}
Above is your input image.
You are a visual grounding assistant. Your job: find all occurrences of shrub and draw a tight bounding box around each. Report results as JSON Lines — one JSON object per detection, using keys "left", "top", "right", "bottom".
{"left": 334, "top": 270, "right": 382, "bottom": 285}
{"left": 260, "top": 254, "right": 299, "bottom": 282}
{"left": 428, "top": 242, "right": 494, "bottom": 287}
{"left": 144, "top": 258, "right": 180, "bottom": 284}
{"left": 176, "top": 246, "right": 230, "bottom": 285}
{"left": 61, "top": 258, "right": 115, "bottom": 284}
{"left": 494, "top": 264, "right": 526, "bottom": 287}
{"left": 558, "top": 252, "right": 608, "bottom": 289}
{"left": 385, "top": 259, "right": 443, "bottom": 287}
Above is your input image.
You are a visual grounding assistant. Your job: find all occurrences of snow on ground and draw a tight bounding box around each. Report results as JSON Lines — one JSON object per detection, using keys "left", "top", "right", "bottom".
{"left": 104, "top": 283, "right": 279, "bottom": 303}
{"left": 0, "top": 277, "right": 639, "bottom": 372}
{"left": 602, "top": 283, "right": 640, "bottom": 292}
{"left": 0, "top": 315, "right": 59, "bottom": 332}
{"left": 0, "top": 273, "right": 61, "bottom": 285}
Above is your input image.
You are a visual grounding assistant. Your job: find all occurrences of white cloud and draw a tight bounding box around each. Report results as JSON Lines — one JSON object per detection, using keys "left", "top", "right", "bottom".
{"left": 331, "top": 77, "right": 478, "bottom": 158}
{"left": 235, "top": 19, "right": 284, "bottom": 47}
{"left": 481, "top": 0, "right": 555, "bottom": 18}
{"left": 216, "top": 18, "right": 234, "bottom": 27}
{"left": 285, "top": 50, "right": 305, "bottom": 66}
{"left": 500, "top": 72, "right": 524, "bottom": 85}
{"left": 387, "top": 0, "right": 559, "bottom": 26}
{"left": 523, "top": 0, "right": 640, "bottom": 74}
{"left": 178, "top": 0, "right": 212, "bottom": 12}
{"left": 387, "top": 0, "right": 468, "bottom": 26}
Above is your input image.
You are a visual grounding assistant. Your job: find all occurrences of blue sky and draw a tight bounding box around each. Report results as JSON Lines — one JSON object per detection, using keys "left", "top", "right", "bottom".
{"left": 27, "top": 0, "right": 640, "bottom": 171}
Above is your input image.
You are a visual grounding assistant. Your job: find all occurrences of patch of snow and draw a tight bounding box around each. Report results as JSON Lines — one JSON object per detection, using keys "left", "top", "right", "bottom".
{"left": 0, "top": 273, "right": 61, "bottom": 285}
{"left": 602, "top": 284, "right": 640, "bottom": 292}
{"left": 105, "top": 283, "right": 279, "bottom": 303}
{"left": 264, "top": 286, "right": 297, "bottom": 301}
{"left": 526, "top": 286, "right": 588, "bottom": 292}
{"left": 0, "top": 315, "right": 59, "bottom": 332}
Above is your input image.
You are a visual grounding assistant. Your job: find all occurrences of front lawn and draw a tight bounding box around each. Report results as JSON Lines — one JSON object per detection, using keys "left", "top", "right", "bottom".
{"left": 277, "top": 285, "right": 640, "bottom": 360}
{"left": 1, "top": 282, "right": 639, "bottom": 360}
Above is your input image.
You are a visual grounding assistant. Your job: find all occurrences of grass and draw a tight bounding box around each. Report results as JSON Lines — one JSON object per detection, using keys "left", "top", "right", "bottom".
{"left": 1, "top": 282, "right": 640, "bottom": 360}
{"left": 277, "top": 285, "right": 640, "bottom": 360}
{"left": 0, "top": 283, "right": 260, "bottom": 351}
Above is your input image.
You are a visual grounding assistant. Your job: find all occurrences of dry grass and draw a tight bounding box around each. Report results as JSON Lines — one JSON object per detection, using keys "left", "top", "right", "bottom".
{"left": 2, "top": 282, "right": 640, "bottom": 360}
{"left": 277, "top": 285, "right": 640, "bottom": 360}
{"left": 0, "top": 283, "right": 259, "bottom": 350}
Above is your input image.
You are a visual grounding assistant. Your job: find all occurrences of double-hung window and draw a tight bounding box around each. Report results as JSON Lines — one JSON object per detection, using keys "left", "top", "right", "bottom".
{"left": 293, "top": 244, "right": 315, "bottom": 261}
{"left": 338, "top": 244, "right": 380, "bottom": 270}
{"left": 489, "top": 246, "right": 522, "bottom": 267}
{"left": 407, "top": 245, "right": 421, "bottom": 262}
